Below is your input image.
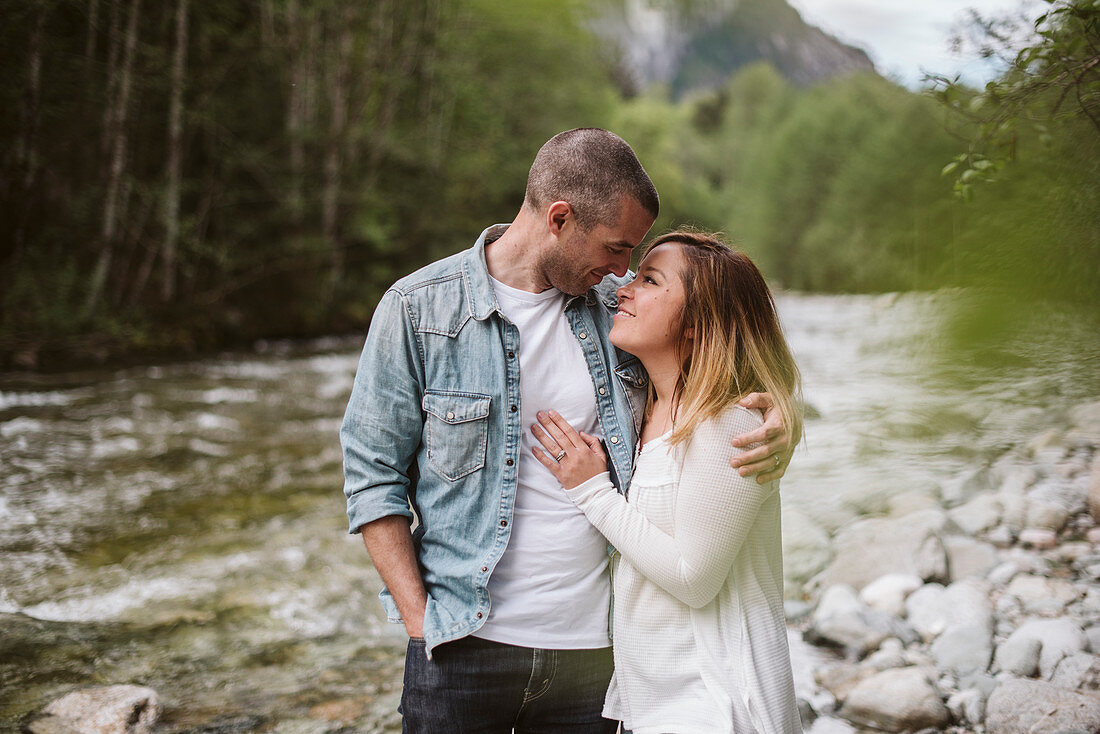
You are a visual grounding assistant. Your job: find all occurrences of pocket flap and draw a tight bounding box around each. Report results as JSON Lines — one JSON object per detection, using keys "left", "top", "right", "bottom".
{"left": 422, "top": 391, "right": 491, "bottom": 424}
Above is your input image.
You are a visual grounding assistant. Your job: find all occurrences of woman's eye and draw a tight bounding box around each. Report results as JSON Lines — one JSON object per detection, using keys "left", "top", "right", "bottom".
{"left": 644, "top": 276, "right": 656, "bottom": 285}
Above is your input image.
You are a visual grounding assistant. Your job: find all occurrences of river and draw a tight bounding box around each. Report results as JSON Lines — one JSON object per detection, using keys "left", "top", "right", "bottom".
{"left": 2, "top": 293, "right": 1097, "bottom": 732}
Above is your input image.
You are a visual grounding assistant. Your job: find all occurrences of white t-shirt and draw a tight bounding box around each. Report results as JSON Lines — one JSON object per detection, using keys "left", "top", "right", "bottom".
{"left": 472, "top": 276, "right": 611, "bottom": 649}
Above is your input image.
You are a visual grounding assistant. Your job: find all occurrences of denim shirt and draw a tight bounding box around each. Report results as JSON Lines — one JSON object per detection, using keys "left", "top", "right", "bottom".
{"left": 341, "top": 224, "right": 648, "bottom": 655}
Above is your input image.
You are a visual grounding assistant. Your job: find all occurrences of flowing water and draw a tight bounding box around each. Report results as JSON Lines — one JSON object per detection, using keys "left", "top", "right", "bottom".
{"left": 2, "top": 294, "right": 1097, "bottom": 732}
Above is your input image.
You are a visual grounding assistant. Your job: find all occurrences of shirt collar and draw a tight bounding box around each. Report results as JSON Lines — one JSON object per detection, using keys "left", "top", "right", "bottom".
{"left": 462, "top": 225, "right": 508, "bottom": 321}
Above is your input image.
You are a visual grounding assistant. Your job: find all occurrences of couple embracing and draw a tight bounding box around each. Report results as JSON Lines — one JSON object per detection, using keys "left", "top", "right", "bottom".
{"left": 341, "top": 128, "right": 804, "bottom": 733}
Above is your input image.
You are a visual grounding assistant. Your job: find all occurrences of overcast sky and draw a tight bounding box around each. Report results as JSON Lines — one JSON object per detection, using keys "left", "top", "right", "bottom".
{"left": 786, "top": 0, "right": 1042, "bottom": 87}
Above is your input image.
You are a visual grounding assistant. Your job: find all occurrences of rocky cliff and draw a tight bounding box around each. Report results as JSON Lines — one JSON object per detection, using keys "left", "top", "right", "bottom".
{"left": 593, "top": 0, "right": 876, "bottom": 96}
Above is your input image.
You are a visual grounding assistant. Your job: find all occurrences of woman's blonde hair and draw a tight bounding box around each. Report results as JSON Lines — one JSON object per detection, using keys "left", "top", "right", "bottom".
{"left": 644, "top": 231, "right": 803, "bottom": 450}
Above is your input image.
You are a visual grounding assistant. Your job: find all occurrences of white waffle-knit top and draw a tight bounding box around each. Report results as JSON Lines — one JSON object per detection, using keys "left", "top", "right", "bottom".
{"left": 564, "top": 404, "right": 803, "bottom": 734}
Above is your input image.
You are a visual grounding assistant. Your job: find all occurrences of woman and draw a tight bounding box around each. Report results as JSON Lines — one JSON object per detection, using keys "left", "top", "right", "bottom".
{"left": 532, "top": 231, "right": 804, "bottom": 734}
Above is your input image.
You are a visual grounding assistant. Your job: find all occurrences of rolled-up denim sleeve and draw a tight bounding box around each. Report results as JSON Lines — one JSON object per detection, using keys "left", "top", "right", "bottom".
{"left": 341, "top": 288, "right": 424, "bottom": 533}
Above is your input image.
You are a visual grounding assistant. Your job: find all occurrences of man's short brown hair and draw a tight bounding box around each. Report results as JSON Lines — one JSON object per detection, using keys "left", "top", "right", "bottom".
{"left": 524, "top": 128, "right": 659, "bottom": 230}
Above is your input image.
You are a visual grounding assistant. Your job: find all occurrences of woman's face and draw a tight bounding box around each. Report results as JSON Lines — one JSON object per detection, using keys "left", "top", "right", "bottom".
{"left": 609, "top": 243, "right": 689, "bottom": 359}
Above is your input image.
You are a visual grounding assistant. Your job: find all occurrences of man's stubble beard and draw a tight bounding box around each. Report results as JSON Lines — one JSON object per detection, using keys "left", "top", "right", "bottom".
{"left": 538, "top": 236, "right": 593, "bottom": 297}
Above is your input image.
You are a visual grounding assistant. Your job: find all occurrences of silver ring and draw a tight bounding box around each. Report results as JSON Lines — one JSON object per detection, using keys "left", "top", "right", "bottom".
{"left": 773, "top": 454, "right": 780, "bottom": 469}
{"left": 554, "top": 449, "right": 567, "bottom": 462}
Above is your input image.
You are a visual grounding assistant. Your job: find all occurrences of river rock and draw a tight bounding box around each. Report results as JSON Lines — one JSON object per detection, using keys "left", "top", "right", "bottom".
{"left": 931, "top": 623, "right": 993, "bottom": 675}
{"left": 993, "top": 634, "right": 1042, "bottom": 677}
{"left": 1017, "top": 527, "right": 1057, "bottom": 549}
{"left": 807, "top": 585, "right": 916, "bottom": 656}
{"left": 814, "top": 661, "right": 876, "bottom": 703}
{"left": 30, "top": 685, "right": 161, "bottom": 734}
{"left": 1086, "top": 625, "right": 1100, "bottom": 653}
{"left": 944, "top": 535, "right": 1000, "bottom": 581}
{"left": 863, "top": 637, "right": 907, "bottom": 671}
{"left": 959, "top": 671, "right": 1000, "bottom": 698}
{"left": 1049, "top": 651, "right": 1100, "bottom": 691}
{"left": 1069, "top": 400, "right": 1100, "bottom": 442}
{"left": 1004, "top": 574, "right": 1080, "bottom": 615}
{"left": 986, "top": 524, "right": 1016, "bottom": 548}
{"left": 802, "top": 717, "right": 856, "bottom": 734}
{"left": 859, "top": 573, "right": 923, "bottom": 618}
{"left": 985, "top": 679, "right": 1100, "bottom": 734}
{"left": 999, "top": 493, "right": 1030, "bottom": 531}
{"left": 812, "top": 510, "right": 948, "bottom": 593}
{"left": 888, "top": 489, "right": 940, "bottom": 516}
{"left": 987, "top": 560, "right": 1020, "bottom": 586}
{"left": 995, "top": 459, "right": 1038, "bottom": 497}
{"left": 946, "top": 687, "right": 987, "bottom": 728}
{"left": 839, "top": 667, "right": 949, "bottom": 732}
{"left": 781, "top": 506, "right": 833, "bottom": 588}
{"left": 995, "top": 617, "right": 1087, "bottom": 679}
{"left": 1026, "top": 478, "right": 1087, "bottom": 531}
{"left": 1070, "top": 399, "right": 1100, "bottom": 426}
{"left": 943, "top": 468, "right": 995, "bottom": 507}
{"left": 1057, "top": 540, "right": 1094, "bottom": 563}
{"left": 808, "top": 585, "right": 884, "bottom": 655}
{"left": 904, "top": 579, "right": 993, "bottom": 640}
{"left": 949, "top": 493, "right": 1003, "bottom": 535}
{"left": 1090, "top": 454, "right": 1100, "bottom": 523}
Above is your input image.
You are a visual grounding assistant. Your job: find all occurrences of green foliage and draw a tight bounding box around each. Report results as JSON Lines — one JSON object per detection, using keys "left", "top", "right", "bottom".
{"left": 1, "top": 0, "right": 1095, "bottom": 368}
{"left": 0, "top": 0, "right": 621, "bottom": 365}
{"left": 922, "top": 0, "right": 1100, "bottom": 312}
{"left": 928, "top": 0, "right": 1100, "bottom": 199}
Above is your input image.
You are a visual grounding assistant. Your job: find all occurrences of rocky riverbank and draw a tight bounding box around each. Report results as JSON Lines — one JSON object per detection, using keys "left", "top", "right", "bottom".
{"left": 789, "top": 399, "right": 1100, "bottom": 733}
{"left": 7, "top": 293, "right": 1097, "bottom": 733}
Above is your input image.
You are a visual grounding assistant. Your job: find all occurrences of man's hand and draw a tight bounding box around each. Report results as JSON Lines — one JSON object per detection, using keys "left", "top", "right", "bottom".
{"left": 730, "top": 392, "right": 795, "bottom": 484}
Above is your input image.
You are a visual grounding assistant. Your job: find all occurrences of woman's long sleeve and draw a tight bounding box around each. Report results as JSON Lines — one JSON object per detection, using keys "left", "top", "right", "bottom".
{"left": 564, "top": 407, "right": 777, "bottom": 608}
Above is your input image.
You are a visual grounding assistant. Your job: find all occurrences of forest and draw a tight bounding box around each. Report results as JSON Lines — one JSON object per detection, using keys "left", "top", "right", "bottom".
{"left": 1, "top": 0, "right": 1097, "bottom": 369}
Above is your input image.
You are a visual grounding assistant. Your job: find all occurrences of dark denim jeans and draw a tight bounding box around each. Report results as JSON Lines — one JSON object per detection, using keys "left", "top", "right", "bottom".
{"left": 400, "top": 635, "right": 618, "bottom": 733}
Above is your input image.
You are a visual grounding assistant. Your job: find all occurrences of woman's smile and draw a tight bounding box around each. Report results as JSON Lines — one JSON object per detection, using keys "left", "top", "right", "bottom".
{"left": 609, "top": 243, "right": 688, "bottom": 357}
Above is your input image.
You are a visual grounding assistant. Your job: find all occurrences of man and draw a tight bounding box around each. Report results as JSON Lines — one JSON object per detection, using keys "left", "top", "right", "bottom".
{"left": 341, "top": 128, "right": 791, "bottom": 732}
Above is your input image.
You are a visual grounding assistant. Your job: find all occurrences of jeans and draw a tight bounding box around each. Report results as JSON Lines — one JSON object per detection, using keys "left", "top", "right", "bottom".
{"left": 400, "top": 635, "right": 618, "bottom": 733}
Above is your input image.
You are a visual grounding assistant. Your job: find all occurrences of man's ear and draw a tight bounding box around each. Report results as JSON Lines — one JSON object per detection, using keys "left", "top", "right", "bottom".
{"left": 547, "top": 200, "right": 573, "bottom": 236}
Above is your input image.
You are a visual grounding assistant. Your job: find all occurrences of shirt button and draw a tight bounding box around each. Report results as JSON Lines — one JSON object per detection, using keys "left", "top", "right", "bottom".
{"left": 481, "top": 566, "right": 488, "bottom": 573}
{"left": 500, "top": 519, "right": 508, "bottom": 527}
{"left": 476, "top": 611, "right": 483, "bottom": 619}
{"left": 598, "top": 387, "right": 606, "bottom": 395}
{"left": 578, "top": 332, "right": 588, "bottom": 339}
{"left": 508, "top": 351, "right": 515, "bottom": 359}
{"left": 506, "top": 459, "right": 514, "bottom": 466}
{"left": 510, "top": 405, "right": 518, "bottom": 412}
{"left": 609, "top": 436, "right": 619, "bottom": 444}
{"left": 446, "top": 411, "right": 455, "bottom": 420}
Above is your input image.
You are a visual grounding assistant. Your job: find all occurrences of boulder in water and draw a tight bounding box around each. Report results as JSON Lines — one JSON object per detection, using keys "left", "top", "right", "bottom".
{"left": 985, "top": 678, "right": 1100, "bottom": 734}
{"left": 810, "top": 510, "right": 948, "bottom": 593}
{"left": 839, "top": 666, "right": 949, "bottom": 732}
{"left": 30, "top": 685, "right": 160, "bottom": 734}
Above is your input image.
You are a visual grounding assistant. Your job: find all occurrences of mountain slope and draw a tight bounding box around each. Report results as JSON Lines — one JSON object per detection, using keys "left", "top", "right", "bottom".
{"left": 593, "top": 0, "right": 875, "bottom": 96}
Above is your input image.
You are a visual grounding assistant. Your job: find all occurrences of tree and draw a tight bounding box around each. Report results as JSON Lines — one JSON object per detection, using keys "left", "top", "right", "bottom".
{"left": 929, "top": 0, "right": 1100, "bottom": 200}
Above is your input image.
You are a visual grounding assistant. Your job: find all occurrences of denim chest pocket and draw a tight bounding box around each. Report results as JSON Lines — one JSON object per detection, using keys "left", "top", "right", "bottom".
{"left": 422, "top": 391, "right": 492, "bottom": 481}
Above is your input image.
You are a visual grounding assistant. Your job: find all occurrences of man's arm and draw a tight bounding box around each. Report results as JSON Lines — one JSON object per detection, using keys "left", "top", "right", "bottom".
{"left": 341, "top": 289, "right": 428, "bottom": 635}
{"left": 361, "top": 516, "right": 427, "bottom": 638}
{"left": 728, "top": 392, "right": 800, "bottom": 484}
